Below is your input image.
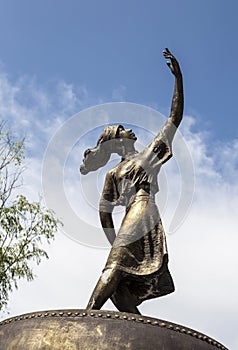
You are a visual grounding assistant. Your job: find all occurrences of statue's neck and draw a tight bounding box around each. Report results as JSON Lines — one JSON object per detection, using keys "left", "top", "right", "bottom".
{"left": 120, "top": 147, "right": 137, "bottom": 160}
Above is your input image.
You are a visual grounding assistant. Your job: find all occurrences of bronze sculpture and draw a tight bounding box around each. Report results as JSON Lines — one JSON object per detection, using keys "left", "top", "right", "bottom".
{"left": 0, "top": 49, "right": 229, "bottom": 350}
{"left": 80, "top": 48, "right": 183, "bottom": 315}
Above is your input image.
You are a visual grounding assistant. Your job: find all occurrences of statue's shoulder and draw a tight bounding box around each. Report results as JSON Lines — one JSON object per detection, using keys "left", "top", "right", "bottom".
{"left": 106, "top": 167, "right": 117, "bottom": 178}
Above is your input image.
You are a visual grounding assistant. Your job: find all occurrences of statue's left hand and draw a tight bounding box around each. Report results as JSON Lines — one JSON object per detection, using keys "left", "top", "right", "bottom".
{"left": 163, "top": 48, "right": 181, "bottom": 77}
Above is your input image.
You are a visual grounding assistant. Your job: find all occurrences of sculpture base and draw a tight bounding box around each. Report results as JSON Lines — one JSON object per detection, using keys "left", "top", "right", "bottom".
{"left": 0, "top": 309, "right": 228, "bottom": 350}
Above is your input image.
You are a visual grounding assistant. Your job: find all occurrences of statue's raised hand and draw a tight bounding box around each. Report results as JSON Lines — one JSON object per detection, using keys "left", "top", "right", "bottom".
{"left": 163, "top": 48, "right": 181, "bottom": 77}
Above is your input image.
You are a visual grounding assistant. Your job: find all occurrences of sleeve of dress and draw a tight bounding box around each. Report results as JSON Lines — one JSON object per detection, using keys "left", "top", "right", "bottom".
{"left": 99, "top": 171, "right": 119, "bottom": 213}
{"left": 140, "top": 118, "right": 177, "bottom": 172}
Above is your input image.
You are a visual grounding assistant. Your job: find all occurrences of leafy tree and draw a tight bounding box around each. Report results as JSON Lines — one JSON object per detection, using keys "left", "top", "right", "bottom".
{"left": 0, "top": 122, "right": 60, "bottom": 311}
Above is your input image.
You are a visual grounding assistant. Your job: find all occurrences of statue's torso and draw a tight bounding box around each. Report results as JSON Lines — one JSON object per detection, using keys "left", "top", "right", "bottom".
{"left": 109, "top": 153, "right": 159, "bottom": 207}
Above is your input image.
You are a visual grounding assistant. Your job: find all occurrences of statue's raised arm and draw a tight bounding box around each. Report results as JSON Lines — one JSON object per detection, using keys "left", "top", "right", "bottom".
{"left": 142, "top": 48, "right": 184, "bottom": 168}
{"left": 163, "top": 48, "right": 183, "bottom": 128}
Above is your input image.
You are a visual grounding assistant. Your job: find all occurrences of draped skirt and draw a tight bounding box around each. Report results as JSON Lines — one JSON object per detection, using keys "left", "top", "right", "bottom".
{"left": 104, "top": 189, "right": 174, "bottom": 305}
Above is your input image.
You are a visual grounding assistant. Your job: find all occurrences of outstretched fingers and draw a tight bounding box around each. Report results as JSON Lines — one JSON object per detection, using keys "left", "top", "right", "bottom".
{"left": 163, "top": 48, "right": 181, "bottom": 76}
{"left": 163, "top": 47, "right": 173, "bottom": 58}
{"left": 163, "top": 48, "right": 175, "bottom": 62}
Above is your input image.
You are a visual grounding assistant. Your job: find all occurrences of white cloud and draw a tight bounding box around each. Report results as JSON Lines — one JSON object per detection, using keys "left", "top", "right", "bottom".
{"left": 0, "top": 71, "right": 237, "bottom": 349}
{"left": 0, "top": 69, "right": 89, "bottom": 159}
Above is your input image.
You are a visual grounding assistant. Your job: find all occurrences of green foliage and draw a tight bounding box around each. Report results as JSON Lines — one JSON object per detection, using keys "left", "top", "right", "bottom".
{"left": 0, "top": 122, "right": 60, "bottom": 311}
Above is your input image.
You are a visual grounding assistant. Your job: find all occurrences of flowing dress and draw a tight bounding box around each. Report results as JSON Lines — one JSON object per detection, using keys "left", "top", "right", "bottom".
{"left": 99, "top": 119, "right": 177, "bottom": 305}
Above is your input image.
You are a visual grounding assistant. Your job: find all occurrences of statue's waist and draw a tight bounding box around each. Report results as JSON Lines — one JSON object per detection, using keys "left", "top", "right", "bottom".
{"left": 122, "top": 189, "right": 155, "bottom": 209}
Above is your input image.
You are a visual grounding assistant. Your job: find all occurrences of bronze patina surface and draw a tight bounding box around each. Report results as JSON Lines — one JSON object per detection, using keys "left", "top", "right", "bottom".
{"left": 0, "top": 309, "right": 228, "bottom": 350}
{"left": 80, "top": 49, "right": 184, "bottom": 314}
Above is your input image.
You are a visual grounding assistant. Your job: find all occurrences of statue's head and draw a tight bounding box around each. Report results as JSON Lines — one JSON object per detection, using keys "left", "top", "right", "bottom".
{"left": 97, "top": 124, "right": 137, "bottom": 144}
{"left": 80, "top": 124, "right": 136, "bottom": 175}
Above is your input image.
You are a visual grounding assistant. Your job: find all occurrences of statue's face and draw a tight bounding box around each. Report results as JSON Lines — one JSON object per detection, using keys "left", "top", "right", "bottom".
{"left": 117, "top": 125, "right": 137, "bottom": 141}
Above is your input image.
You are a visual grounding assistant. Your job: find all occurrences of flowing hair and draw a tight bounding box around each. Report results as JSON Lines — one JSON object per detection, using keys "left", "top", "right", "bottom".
{"left": 80, "top": 125, "right": 121, "bottom": 175}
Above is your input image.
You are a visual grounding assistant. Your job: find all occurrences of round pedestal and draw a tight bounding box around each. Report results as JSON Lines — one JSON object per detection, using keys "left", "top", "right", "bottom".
{"left": 0, "top": 309, "right": 228, "bottom": 350}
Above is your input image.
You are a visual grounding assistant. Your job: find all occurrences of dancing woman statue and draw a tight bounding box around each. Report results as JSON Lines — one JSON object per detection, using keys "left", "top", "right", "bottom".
{"left": 80, "top": 48, "right": 183, "bottom": 315}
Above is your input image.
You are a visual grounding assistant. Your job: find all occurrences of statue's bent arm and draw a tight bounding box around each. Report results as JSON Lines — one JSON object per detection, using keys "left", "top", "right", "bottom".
{"left": 99, "top": 172, "right": 118, "bottom": 245}
{"left": 99, "top": 211, "right": 116, "bottom": 246}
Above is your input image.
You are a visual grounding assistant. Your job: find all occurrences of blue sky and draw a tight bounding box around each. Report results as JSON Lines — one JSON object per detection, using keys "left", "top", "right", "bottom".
{"left": 0, "top": 1, "right": 238, "bottom": 349}
{"left": 0, "top": 0, "right": 238, "bottom": 140}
